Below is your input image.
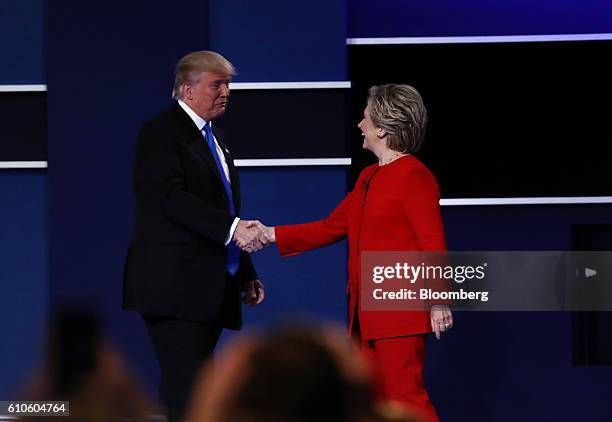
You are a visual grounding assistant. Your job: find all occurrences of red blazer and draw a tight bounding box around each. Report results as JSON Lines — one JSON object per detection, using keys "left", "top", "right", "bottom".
{"left": 276, "top": 155, "right": 446, "bottom": 340}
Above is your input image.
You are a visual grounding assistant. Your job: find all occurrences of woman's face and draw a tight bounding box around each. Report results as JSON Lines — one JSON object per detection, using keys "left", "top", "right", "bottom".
{"left": 358, "top": 104, "right": 382, "bottom": 153}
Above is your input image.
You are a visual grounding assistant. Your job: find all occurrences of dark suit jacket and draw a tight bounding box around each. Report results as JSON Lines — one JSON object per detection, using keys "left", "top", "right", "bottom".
{"left": 123, "top": 104, "right": 256, "bottom": 327}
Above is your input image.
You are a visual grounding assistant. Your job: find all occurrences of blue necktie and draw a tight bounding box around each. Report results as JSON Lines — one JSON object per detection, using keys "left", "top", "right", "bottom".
{"left": 203, "top": 122, "right": 240, "bottom": 276}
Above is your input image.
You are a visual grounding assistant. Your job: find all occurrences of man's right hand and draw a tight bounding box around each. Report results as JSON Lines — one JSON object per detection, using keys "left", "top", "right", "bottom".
{"left": 233, "top": 220, "right": 275, "bottom": 253}
{"left": 247, "top": 220, "right": 275, "bottom": 244}
{"left": 233, "top": 220, "right": 263, "bottom": 252}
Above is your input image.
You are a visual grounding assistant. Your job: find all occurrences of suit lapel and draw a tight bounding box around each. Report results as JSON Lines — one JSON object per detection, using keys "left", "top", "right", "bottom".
{"left": 172, "top": 105, "right": 239, "bottom": 211}
{"left": 173, "top": 105, "right": 226, "bottom": 189}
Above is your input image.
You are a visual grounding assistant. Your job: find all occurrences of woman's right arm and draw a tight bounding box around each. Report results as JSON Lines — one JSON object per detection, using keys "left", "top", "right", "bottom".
{"left": 273, "top": 194, "right": 351, "bottom": 257}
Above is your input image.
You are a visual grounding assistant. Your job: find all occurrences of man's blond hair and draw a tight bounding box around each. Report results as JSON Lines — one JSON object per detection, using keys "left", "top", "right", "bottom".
{"left": 172, "top": 51, "right": 236, "bottom": 99}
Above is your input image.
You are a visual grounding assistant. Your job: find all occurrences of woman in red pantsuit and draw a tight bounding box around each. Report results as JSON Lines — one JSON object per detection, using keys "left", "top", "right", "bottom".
{"left": 251, "top": 84, "right": 453, "bottom": 422}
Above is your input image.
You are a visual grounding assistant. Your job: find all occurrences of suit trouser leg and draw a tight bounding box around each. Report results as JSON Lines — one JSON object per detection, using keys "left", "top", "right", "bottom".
{"left": 142, "top": 314, "right": 222, "bottom": 422}
{"left": 360, "top": 335, "right": 440, "bottom": 422}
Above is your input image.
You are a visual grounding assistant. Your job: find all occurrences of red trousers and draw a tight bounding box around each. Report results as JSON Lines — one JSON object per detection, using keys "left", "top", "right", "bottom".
{"left": 360, "top": 335, "right": 440, "bottom": 422}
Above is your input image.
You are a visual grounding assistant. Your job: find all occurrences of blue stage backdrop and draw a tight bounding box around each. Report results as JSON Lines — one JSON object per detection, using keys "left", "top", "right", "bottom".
{"left": 41, "top": 0, "right": 612, "bottom": 420}
{"left": 209, "top": 0, "right": 347, "bottom": 81}
{"left": 0, "top": 171, "right": 48, "bottom": 399}
{"left": 432, "top": 204, "right": 612, "bottom": 421}
{"left": 0, "top": 0, "right": 44, "bottom": 84}
{"left": 0, "top": 0, "right": 47, "bottom": 400}
{"left": 46, "top": 0, "right": 350, "bottom": 394}
{"left": 47, "top": 0, "right": 211, "bottom": 393}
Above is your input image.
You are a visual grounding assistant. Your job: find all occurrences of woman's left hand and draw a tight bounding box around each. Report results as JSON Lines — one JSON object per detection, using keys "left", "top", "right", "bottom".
{"left": 430, "top": 305, "right": 453, "bottom": 340}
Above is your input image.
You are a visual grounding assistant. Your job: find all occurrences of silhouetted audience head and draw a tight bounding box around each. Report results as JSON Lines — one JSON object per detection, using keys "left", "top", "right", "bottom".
{"left": 20, "top": 307, "right": 154, "bottom": 421}
{"left": 45, "top": 308, "right": 101, "bottom": 396}
{"left": 188, "top": 323, "right": 419, "bottom": 422}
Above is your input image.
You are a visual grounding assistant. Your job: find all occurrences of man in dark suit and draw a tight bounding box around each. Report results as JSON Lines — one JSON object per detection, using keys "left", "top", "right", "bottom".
{"left": 123, "top": 50, "right": 264, "bottom": 421}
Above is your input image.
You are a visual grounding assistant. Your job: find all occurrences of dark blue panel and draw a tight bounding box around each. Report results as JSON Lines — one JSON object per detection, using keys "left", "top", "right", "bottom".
{"left": 424, "top": 204, "right": 612, "bottom": 421}
{"left": 349, "top": 0, "right": 612, "bottom": 37}
{"left": 210, "top": 0, "right": 347, "bottom": 81}
{"left": 0, "top": 171, "right": 48, "bottom": 399}
{"left": 425, "top": 311, "right": 612, "bottom": 421}
{"left": 238, "top": 167, "right": 349, "bottom": 328}
{"left": 0, "top": 0, "right": 44, "bottom": 83}
{"left": 47, "top": 0, "right": 210, "bottom": 393}
{"left": 442, "top": 204, "right": 612, "bottom": 251}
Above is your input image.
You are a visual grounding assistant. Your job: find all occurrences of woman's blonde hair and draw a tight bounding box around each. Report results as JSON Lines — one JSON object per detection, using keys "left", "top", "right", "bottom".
{"left": 367, "top": 84, "right": 428, "bottom": 153}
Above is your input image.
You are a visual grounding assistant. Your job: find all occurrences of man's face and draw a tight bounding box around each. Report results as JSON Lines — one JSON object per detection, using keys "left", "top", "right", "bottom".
{"left": 185, "top": 71, "right": 231, "bottom": 121}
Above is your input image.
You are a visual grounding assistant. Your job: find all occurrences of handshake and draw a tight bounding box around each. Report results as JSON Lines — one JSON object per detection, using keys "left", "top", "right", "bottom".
{"left": 232, "top": 220, "right": 275, "bottom": 253}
